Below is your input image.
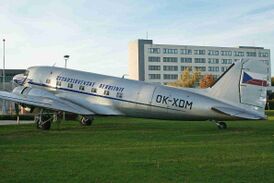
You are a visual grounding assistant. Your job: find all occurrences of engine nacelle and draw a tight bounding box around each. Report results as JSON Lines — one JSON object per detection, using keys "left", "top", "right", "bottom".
{"left": 12, "top": 86, "right": 57, "bottom": 99}
{"left": 12, "top": 86, "right": 58, "bottom": 112}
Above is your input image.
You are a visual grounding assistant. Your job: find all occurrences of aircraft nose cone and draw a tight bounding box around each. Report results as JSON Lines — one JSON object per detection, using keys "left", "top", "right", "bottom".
{"left": 13, "top": 74, "right": 25, "bottom": 85}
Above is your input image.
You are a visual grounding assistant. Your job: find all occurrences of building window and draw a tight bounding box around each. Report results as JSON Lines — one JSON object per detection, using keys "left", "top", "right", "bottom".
{"left": 194, "top": 49, "right": 205, "bottom": 55}
{"left": 180, "top": 49, "right": 192, "bottom": 55}
{"left": 221, "top": 66, "right": 229, "bottom": 72}
{"left": 104, "top": 90, "right": 110, "bottom": 95}
{"left": 246, "top": 52, "right": 257, "bottom": 57}
{"left": 163, "top": 57, "right": 178, "bottom": 63}
{"left": 163, "top": 66, "right": 178, "bottom": 71}
{"left": 221, "top": 59, "right": 233, "bottom": 64}
{"left": 213, "top": 75, "right": 219, "bottom": 80}
{"left": 148, "top": 74, "right": 161, "bottom": 80}
{"left": 148, "top": 65, "right": 161, "bottom": 71}
{"left": 68, "top": 83, "right": 73, "bottom": 88}
{"left": 148, "top": 56, "right": 161, "bottom": 62}
{"left": 148, "top": 48, "right": 160, "bottom": 54}
{"left": 181, "top": 57, "right": 192, "bottom": 63}
{"left": 194, "top": 58, "right": 206, "bottom": 63}
{"left": 181, "top": 66, "right": 192, "bottom": 71}
{"left": 163, "top": 48, "right": 178, "bottom": 54}
{"left": 194, "top": 66, "right": 206, "bottom": 72}
{"left": 79, "top": 85, "right": 85, "bottom": 91}
{"left": 56, "top": 81, "right": 62, "bottom": 87}
{"left": 221, "top": 51, "right": 232, "bottom": 56}
{"left": 258, "top": 52, "right": 269, "bottom": 57}
{"left": 263, "top": 60, "right": 269, "bottom": 66}
{"left": 208, "top": 66, "right": 219, "bottom": 72}
{"left": 116, "top": 92, "right": 123, "bottom": 98}
{"left": 46, "top": 79, "right": 51, "bottom": 84}
{"left": 234, "top": 51, "right": 244, "bottom": 57}
{"left": 163, "top": 74, "right": 178, "bottom": 80}
{"left": 91, "top": 88, "right": 97, "bottom": 93}
{"left": 208, "top": 58, "right": 219, "bottom": 64}
{"left": 208, "top": 50, "right": 219, "bottom": 56}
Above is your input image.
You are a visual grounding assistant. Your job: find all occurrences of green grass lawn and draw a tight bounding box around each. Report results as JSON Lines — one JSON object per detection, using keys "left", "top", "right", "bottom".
{"left": 0, "top": 117, "right": 274, "bottom": 183}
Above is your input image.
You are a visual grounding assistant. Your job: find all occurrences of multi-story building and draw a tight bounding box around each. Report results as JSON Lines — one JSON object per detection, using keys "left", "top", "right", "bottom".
{"left": 0, "top": 69, "right": 26, "bottom": 114}
{"left": 128, "top": 39, "right": 271, "bottom": 85}
{"left": 0, "top": 69, "right": 26, "bottom": 91}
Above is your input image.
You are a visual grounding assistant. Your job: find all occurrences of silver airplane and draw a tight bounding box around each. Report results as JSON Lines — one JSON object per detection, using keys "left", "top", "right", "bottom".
{"left": 0, "top": 59, "right": 268, "bottom": 130}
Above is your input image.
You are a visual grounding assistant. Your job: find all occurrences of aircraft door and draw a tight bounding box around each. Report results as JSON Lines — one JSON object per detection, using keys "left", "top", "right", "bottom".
{"left": 150, "top": 86, "right": 172, "bottom": 118}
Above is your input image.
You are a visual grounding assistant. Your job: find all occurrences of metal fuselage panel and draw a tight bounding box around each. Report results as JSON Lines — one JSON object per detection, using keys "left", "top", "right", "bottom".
{"left": 25, "top": 66, "right": 232, "bottom": 120}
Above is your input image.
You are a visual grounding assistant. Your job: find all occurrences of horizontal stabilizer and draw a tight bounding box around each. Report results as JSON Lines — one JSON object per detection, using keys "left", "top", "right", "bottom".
{"left": 212, "top": 106, "right": 266, "bottom": 120}
{"left": 0, "top": 91, "right": 94, "bottom": 115}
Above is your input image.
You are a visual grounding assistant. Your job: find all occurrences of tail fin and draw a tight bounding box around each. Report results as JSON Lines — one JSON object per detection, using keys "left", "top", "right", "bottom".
{"left": 209, "top": 59, "right": 268, "bottom": 115}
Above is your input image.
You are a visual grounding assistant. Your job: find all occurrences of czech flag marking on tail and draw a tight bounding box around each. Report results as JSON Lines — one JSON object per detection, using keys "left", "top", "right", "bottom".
{"left": 242, "top": 71, "right": 268, "bottom": 86}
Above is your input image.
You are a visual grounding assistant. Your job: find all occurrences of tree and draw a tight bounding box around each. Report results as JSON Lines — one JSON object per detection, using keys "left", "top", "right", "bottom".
{"left": 199, "top": 74, "right": 215, "bottom": 88}
{"left": 271, "top": 77, "right": 274, "bottom": 86}
{"left": 168, "top": 68, "right": 200, "bottom": 88}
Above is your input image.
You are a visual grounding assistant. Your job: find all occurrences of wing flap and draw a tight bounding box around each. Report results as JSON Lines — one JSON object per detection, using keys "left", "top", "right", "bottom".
{"left": 212, "top": 106, "right": 266, "bottom": 120}
{"left": 0, "top": 91, "right": 94, "bottom": 115}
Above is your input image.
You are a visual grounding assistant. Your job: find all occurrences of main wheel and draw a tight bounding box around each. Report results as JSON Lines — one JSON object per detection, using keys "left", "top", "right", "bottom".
{"left": 80, "top": 117, "right": 93, "bottom": 126}
{"left": 35, "top": 114, "right": 52, "bottom": 130}
{"left": 217, "top": 121, "right": 227, "bottom": 129}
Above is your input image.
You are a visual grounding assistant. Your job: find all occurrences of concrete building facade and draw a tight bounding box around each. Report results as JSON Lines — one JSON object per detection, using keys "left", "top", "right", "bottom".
{"left": 128, "top": 39, "right": 271, "bottom": 85}
{"left": 1, "top": 69, "right": 25, "bottom": 114}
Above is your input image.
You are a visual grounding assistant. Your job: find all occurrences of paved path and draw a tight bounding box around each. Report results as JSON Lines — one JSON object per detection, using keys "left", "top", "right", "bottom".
{"left": 0, "top": 120, "right": 34, "bottom": 126}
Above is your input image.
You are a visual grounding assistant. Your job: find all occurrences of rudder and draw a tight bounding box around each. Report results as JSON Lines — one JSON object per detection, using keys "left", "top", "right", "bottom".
{"left": 208, "top": 59, "right": 268, "bottom": 114}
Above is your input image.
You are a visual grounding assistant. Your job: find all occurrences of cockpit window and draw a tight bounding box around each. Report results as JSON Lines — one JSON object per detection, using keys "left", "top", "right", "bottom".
{"left": 24, "top": 70, "right": 29, "bottom": 77}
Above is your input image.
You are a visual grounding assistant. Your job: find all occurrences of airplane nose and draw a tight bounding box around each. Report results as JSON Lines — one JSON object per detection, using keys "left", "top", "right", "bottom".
{"left": 13, "top": 74, "right": 25, "bottom": 85}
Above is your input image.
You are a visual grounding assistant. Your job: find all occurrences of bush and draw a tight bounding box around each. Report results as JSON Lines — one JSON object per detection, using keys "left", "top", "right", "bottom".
{"left": 265, "top": 110, "right": 274, "bottom": 116}
{"left": 266, "top": 100, "right": 274, "bottom": 110}
{"left": 0, "top": 114, "right": 34, "bottom": 120}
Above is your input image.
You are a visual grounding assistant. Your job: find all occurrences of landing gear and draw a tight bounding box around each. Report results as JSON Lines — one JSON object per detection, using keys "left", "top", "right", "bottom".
{"left": 216, "top": 121, "right": 227, "bottom": 129}
{"left": 80, "top": 116, "right": 94, "bottom": 126}
{"left": 35, "top": 110, "right": 53, "bottom": 130}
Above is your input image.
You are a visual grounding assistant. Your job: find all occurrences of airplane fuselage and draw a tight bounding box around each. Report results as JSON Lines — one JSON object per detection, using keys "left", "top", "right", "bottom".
{"left": 22, "top": 66, "right": 234, "bottom": 121}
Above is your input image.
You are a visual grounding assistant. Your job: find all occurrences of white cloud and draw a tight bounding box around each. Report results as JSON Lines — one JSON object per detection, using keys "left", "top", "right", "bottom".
{"left": 0, "top": 0, "right": 273, "bottom": 77}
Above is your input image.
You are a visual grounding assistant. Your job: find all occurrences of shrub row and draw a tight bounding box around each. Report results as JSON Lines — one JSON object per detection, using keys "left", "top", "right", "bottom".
{"left": 0, "top": 115, "right": 34, "bottom": 120}
{"left": 0, "top": 113, "right": 78, "bottom": 120}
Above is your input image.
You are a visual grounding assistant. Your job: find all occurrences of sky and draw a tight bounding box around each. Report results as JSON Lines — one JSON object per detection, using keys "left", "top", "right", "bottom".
{"left": 0, "top": 0, "right": 274, "bottom": 77}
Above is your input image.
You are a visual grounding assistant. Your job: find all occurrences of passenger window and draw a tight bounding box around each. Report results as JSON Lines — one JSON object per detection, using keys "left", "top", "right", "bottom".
{"left": 79, "top": 85, "right": 85, "bottom": 91}
{"left": 91, "top": 88, "right": 97, "bottom": 93}
{"left": 116, "top": 92, "right": 123, "bottom": 98}
{"left": 68, "top": 83, "right": 73, "bottom": 88}
{"left": 56, "top": 81, "right": 62, "bottom": 86}
{"left": 46, "top": 79, "right": 51, "bottom": 84}
{"left": 104, "top": 90, "right": 110, "bottom": 96}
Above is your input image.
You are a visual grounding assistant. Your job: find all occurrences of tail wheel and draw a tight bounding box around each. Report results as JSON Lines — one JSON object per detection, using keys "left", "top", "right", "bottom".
{"left": 80, "top": 116, "right": 93, "bottom": 126}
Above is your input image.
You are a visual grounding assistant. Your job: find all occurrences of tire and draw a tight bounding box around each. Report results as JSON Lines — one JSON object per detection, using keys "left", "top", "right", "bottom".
{"left": 36, "top": 114, "right": 52, "bottom": 130}
{"left": 40, "top": 120, "right": 51, "bottom": 130}
{"left": 80, "top": 117, "right": 93, "bottom": 126}
{"left": 218, "top": 121, "right": 227, "bottom": 129}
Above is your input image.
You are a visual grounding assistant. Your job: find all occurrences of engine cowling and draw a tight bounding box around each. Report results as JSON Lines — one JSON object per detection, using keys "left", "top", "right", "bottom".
{"left": 12, "top": 86, "right": 58, "bottom": 112}
{"left": 13, "top": 86, "right": 57, "bottom": 98}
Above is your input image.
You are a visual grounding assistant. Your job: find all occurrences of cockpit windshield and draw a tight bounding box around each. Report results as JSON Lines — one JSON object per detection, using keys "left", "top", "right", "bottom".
{"left": 24, "top": 70, "right": 29, "bottom": 77}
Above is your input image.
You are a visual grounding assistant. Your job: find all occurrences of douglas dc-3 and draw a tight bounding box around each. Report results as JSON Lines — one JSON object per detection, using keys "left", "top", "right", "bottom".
{"left": 0, "top": 59, "right": 268, "bottom": 130}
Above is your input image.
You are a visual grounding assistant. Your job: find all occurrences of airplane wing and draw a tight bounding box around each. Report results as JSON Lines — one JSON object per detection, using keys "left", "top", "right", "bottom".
{"left": 212, "top": 106, "right": 266, "bottom": 120}
{"left": 0, "top": 91, "right": 94, "bottom": 115}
